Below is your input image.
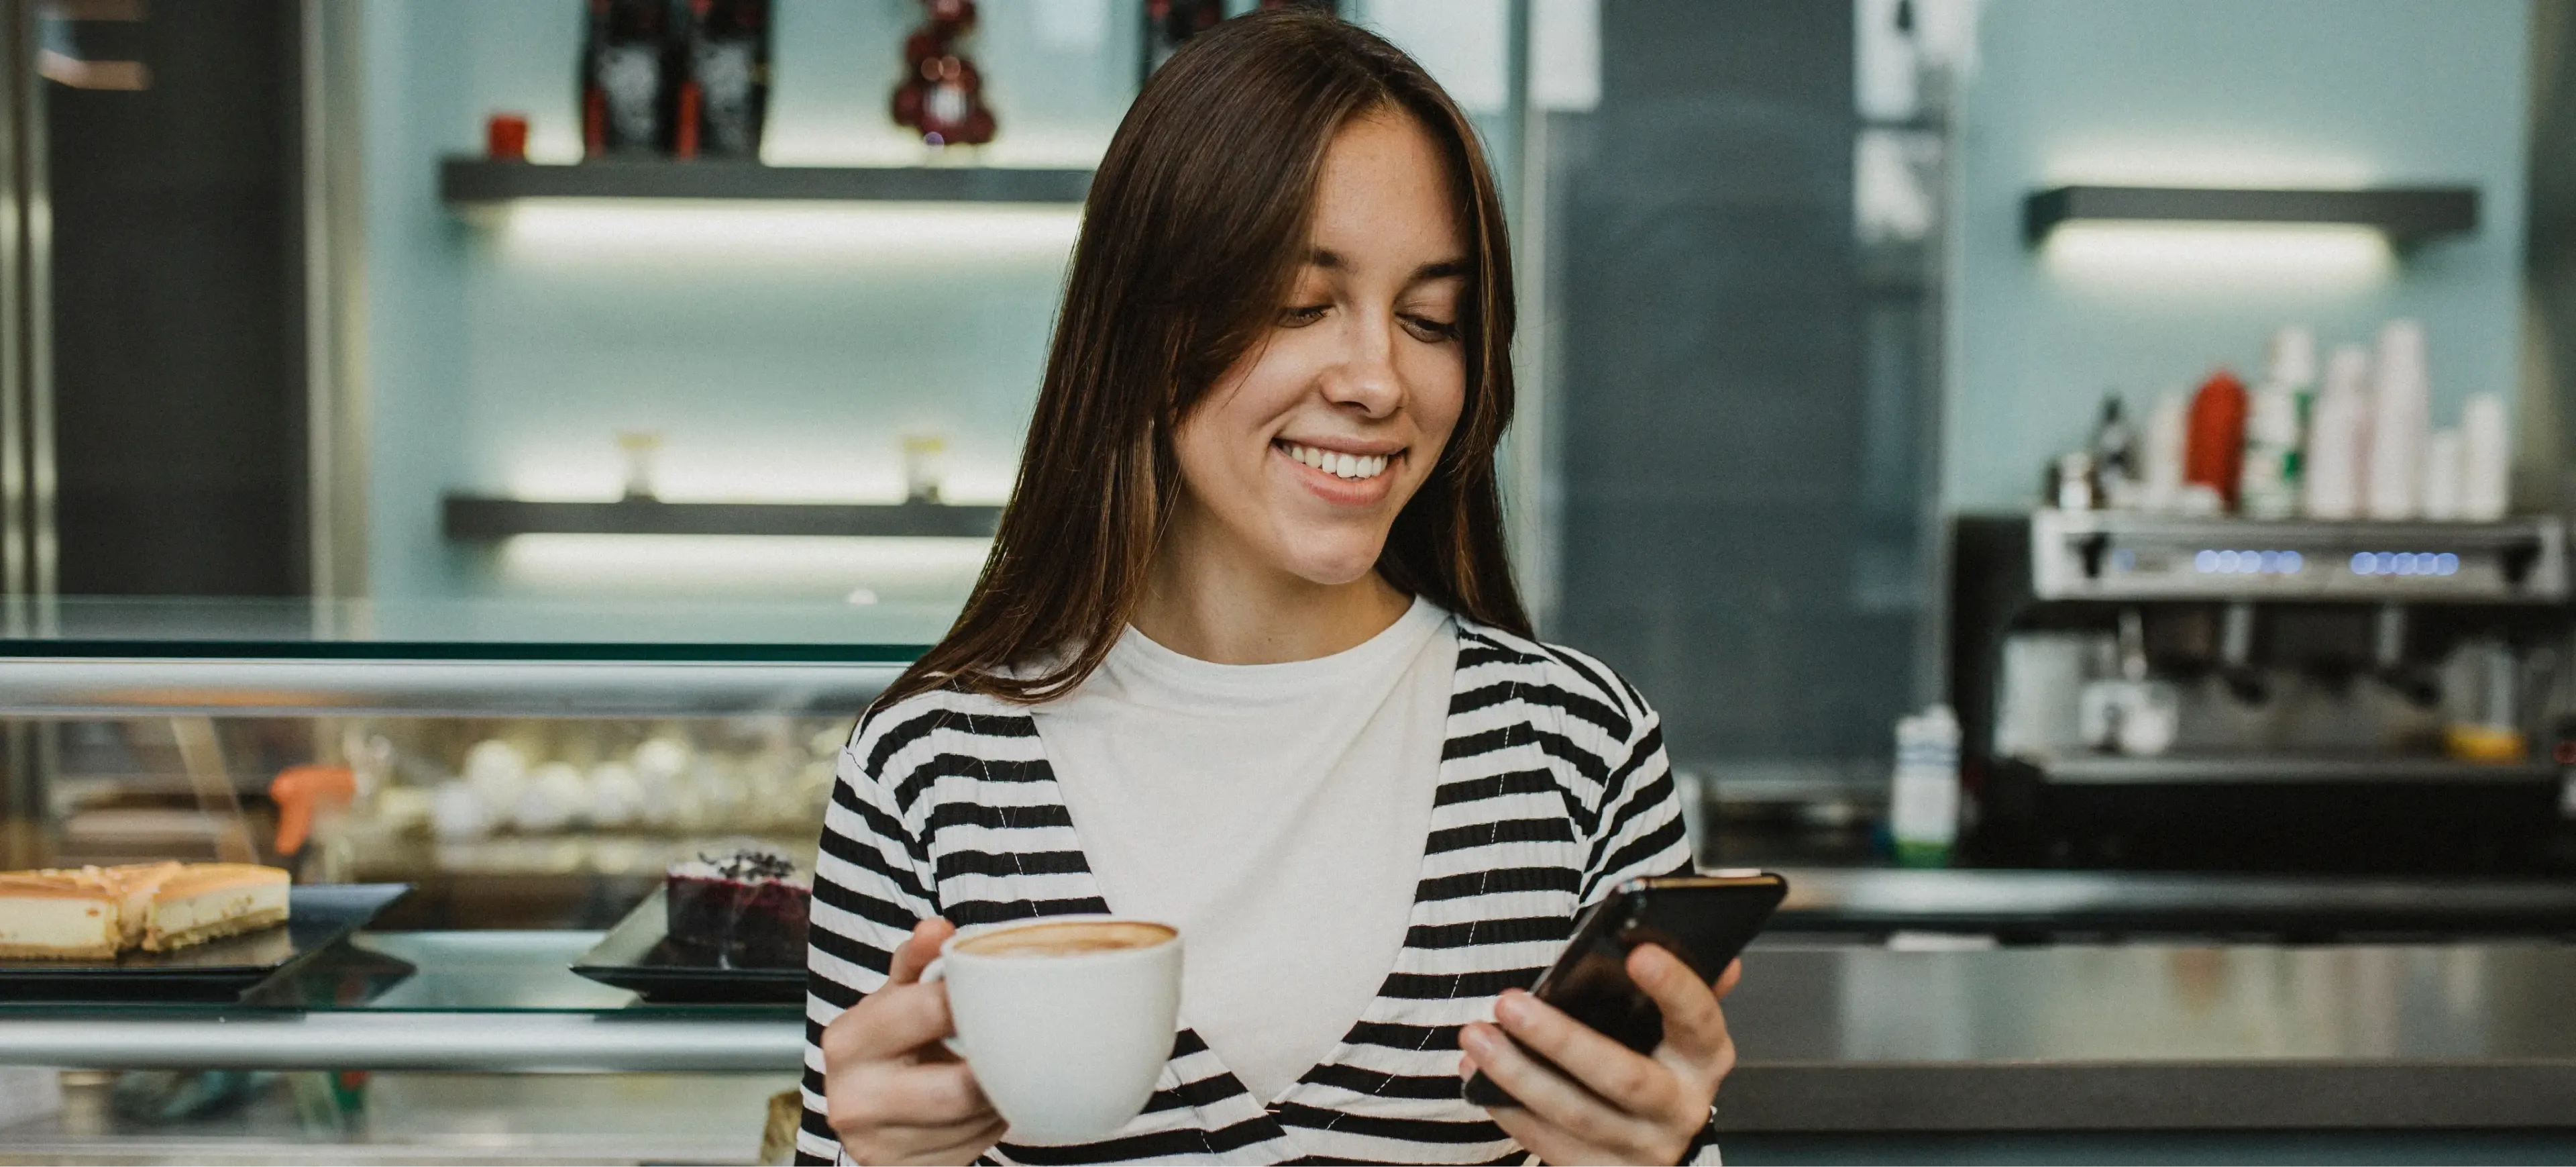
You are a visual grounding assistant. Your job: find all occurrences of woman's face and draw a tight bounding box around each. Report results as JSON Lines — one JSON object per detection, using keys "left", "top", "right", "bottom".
{"left": 1168, "top": 109, "right": 1470, "bottom": 589}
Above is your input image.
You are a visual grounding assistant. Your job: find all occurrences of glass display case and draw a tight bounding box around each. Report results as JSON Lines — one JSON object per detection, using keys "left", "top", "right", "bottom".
{"left": 0, "top": 597, "right": 930, "bottom": 1160}
{"left": 0, "top": 597, "right": 936, "bottom": 929}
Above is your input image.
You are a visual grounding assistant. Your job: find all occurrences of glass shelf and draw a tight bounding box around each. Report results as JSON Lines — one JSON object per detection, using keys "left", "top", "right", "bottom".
{"left": 0, "top": 597, "right": 936, "bottom": 716}
{"left": 440, "top": 157, "right": 1093, "bottom": 205}
{"left": 0, "top": 931, "right": 801, "bottom": 1072}
{"left": 0, "top": 595, "right": 951, "bottom": 654}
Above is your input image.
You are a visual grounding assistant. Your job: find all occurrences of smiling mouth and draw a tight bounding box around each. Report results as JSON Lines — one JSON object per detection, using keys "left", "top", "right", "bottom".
{"left": 1278, "top": 440, "right": 1395, "bottom": 482}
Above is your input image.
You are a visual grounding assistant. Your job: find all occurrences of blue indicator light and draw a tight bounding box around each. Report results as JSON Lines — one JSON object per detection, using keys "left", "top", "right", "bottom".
{"left": 2436, "top": 552, "right": 2460, "bottom": 576}
{"left": 2196, "top": 550, "right": 2220, "bottom": 573}
{"left": 2282, "top": 550, "right": 2304, "bottom": 573}
{"left": 2111, "top": 548, "right": 2137, "bottom": 571}
{"left": 2375, "top": 552, "right": 2399, "bottom": 575}
{"left": 2351, "top": 552, "right": 2375, "bottom": 575}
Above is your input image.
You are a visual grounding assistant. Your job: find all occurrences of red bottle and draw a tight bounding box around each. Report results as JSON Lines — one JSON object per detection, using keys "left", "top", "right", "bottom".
{"left": 2184, "top": 368, "right": 2249, "bottom": 510}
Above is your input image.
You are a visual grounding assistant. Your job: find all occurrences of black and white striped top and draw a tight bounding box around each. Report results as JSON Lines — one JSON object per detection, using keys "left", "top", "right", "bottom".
{"left": 800, "top": 619, "right": 1713, "bottom": 1165}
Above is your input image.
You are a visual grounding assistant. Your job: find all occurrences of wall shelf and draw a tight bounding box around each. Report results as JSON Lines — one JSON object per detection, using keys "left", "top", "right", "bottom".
{"left": 442, "top": 495, "right": 1002, "bottom": 540}
{"left": 439, "top": 158, "right": 1092, "bottom": 206}
{"left": 2022, "top": 185, "right": 2478, "bottom": 245}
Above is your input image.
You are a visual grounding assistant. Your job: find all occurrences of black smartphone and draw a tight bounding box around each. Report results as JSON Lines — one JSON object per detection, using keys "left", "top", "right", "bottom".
{"left": 1463, "top": 870, "right": 1788, "bottom": 1109}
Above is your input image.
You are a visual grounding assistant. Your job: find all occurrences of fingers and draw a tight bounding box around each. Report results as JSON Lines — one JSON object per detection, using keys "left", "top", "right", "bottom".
{"left": 820, "top": 920, "right": 1000, "bottom": 1165}
{"left": 1473, "top": 1020, "right": 1627, "bottom": 1128}
{"left": 841, "top": 1111, "right": 1007, "bottom": 1167}
{"left": 827, "top": 1049, "right": 1002, "bottom": 1164}
{"left": 1481, "top": 1093, "right": 1610, "bottom": 1167}
{"left": 875, "top": 1107, "right": 1004, "bottom": 1154}
{"left": 1492, "top": 988, "right": 1678, "bottom": 1113}
{"left": 833, "top": 978, "right": 958, "bottom": 1064}
{"left": 828, "top": 1058, "right": 992, "bottom": 1130}
{"left": 888, "top": 918, "right": 957, "bottom": 986}
{"left": 822, "top": 921, "right": 961, "bottom": 1066}
{"left": 869, "top": 1058, "right": 995, "bottom": 1127}
{"left": 1628, "top": 944, "right": 1730, "bottom": 1064}
{"left": 1715, "top": 956, "right": 1744, "bottom": 999}
{"left": 1473, "top": 1066, "right": 1690, "bottom": 1167}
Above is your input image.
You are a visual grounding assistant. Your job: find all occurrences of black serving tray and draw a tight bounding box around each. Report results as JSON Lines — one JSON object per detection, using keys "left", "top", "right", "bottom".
{"left": 0, "top": 882, "right": 413, "bottom": 1004}
{"left": 570, "top": 886, "right": 805, "bottom": 1005}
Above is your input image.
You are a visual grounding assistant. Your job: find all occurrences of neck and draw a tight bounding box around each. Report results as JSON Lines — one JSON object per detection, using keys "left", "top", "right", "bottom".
{"left": 1132, "top": 505, "right": 1412, "bottom": 665}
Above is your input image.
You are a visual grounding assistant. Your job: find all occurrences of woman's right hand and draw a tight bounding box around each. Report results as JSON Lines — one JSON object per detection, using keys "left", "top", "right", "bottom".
{"left": 821, "top": 919, "right": 1008, "bottom": 1165}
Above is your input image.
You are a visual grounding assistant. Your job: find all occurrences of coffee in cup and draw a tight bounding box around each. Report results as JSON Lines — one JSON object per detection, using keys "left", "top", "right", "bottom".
{"left": 928, "top": 915, "right": 1182, "bottom": 1145}
{"left": 954, "top": 919, "right": 1175, "bottom": 959}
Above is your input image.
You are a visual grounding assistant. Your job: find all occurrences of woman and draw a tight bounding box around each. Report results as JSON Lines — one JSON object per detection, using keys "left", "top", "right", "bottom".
{"left": 801, "top": 11, "right": 1737, "bottom": 1166}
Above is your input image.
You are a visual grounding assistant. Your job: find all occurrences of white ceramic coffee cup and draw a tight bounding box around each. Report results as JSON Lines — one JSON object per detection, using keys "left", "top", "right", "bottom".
{"left": 926, "top": 915, "right": 1182, "bottom": 1145}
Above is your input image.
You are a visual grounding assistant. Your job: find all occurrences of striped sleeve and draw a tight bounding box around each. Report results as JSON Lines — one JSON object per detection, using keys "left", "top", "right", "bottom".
{"left": 1562, "top": 654, "right": 1693, "bottom": 904}
{"left": 1554, "top": 652, "right": 1717, "bottom": 1166}
{"left": 798, "top": 702, "right": 946, "bottom": 1166}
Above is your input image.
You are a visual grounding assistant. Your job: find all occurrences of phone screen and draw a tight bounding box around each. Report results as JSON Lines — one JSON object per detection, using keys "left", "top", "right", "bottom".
{"left": 1462, "top": 871, "right": 1787, "bottom": 1109}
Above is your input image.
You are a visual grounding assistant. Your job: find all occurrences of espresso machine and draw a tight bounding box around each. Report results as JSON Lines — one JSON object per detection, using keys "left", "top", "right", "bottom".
{"left": 1951, "top": 511, "right": 2576, "bottom": 873}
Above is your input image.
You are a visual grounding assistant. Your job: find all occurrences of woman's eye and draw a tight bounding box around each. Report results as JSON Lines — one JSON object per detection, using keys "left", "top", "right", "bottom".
{"left": 1280, "top": 304, "right": 1330, "bottom": 327}
{"left": 1402, "top": 315, "right": 1458, "bottom": 342}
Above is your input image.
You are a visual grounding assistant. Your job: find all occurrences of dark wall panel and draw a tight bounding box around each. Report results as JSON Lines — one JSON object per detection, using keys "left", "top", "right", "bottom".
{"left": 1555, "top": 0, "right": 1917, "bottom": 776}
{"left": 48, "top": 0, "right": 305, "bottom": 597}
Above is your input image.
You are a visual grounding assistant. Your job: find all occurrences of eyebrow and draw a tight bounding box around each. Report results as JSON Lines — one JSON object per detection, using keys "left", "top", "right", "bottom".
{"left": 1307, "top": 248, "right": 1470, "bottom": 283}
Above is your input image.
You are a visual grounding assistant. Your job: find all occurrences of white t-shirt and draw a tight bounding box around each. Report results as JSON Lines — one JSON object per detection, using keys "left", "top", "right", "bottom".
{"left": 1032, "top": 597, "right": 1457, "bottom": 1103}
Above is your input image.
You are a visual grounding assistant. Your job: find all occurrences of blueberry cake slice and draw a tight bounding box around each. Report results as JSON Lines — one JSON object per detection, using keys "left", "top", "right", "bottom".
{"left": 665, "top": 847, "right": 811, "bottom": 968}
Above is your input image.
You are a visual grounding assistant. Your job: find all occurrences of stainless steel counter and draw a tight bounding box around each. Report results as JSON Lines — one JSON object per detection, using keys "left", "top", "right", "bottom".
{"left": 1771, "top": 866, "right": 2576, "bottom": 939}
{"left": 1721, "top": 940, "right": 2576, "bottom": 1132}
{"left": 4, "top": 931, "right": 2574, "bottom": 1134}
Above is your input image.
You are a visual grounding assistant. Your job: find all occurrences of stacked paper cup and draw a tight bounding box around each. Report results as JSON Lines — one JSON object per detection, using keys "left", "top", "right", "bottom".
{"left": 2302, "top": 345, "right": 2373, "bottom": 519}
{"left": 2366, "top": 320, "right": 2430, "bottom": 519}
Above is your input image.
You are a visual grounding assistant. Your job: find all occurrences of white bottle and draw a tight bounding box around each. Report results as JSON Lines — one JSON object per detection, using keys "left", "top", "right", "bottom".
{"left": 2461, "top": 393, "right": 2510, "bottom": 521}
{"left": 2143, "top": 390, "right": 2190, "bottom": 512}
{"left": 2366, "top": 319, "right": 2429, "bottom": 519}
{"left": 2239, "top": 325, "right": 2315, "bottom": 520}
{"left": 2303, "top": 345, "right": 2373, "bottom": 519}
{"left": 1889, "top": 704, "right": 1962, "bottom": 867}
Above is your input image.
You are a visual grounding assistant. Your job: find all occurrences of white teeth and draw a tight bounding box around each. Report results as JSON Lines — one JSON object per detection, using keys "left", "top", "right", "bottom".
{"left": 1282, "top": 443, "right": 1392, "bottom": 480}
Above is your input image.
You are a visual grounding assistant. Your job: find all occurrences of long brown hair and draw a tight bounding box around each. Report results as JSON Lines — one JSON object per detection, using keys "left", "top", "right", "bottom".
{"left": 878, "top": 8, "right": 1525, "bottom": 709}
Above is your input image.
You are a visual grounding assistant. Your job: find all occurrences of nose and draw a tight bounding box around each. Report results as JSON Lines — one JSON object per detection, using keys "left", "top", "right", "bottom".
{"left": 1316, "top": 311, "right": 1403, "bottom": 418}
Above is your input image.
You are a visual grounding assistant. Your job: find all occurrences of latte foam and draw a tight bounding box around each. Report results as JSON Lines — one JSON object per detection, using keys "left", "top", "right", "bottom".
{"left": 957, "top": 919, "right": 1175, "bottom": 958}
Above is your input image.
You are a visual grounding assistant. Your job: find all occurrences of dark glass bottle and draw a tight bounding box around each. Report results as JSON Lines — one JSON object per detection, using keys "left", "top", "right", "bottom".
{"left": 581, "top": 0, "right": 680, "bottom": 158}
{"left": 676, "top": 0, "right": 771, "bottom": 159}
{"left": 2091, "top": 395, "right": 2137, "bottom": 490}
{"left": 1141, "top": 0, "right": 1226, "bottom": 84}
{"left": 1142, "top": 0, "right": 1339, "bottom": 84}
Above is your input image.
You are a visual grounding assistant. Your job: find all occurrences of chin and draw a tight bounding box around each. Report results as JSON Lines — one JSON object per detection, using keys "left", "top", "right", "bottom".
{"left": 1274, "top": 532, "right": 1393, "bottom": 588}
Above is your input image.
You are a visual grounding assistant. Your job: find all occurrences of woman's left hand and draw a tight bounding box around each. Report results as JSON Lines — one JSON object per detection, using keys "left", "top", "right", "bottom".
{"left": 1457, "top": 947, "right": 1742, "bottom": 1166}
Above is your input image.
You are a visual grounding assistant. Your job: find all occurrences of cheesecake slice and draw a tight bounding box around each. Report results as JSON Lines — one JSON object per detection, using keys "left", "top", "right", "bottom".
{"left": 0, "top": 868, "right": 123, "bottom": 960}
{"left": 0, "top": 862, "right": 290, "bottom": 960}
{"left": 101, "top": 861, "right": 184, "bottom": 951}
{"left": 133, "top": 863, "right": 289, "bottom": 952}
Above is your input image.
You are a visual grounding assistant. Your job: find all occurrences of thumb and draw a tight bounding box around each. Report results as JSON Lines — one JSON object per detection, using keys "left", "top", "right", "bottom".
{"left": 885, "top": 917, "right": 956, "bottom": 986}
